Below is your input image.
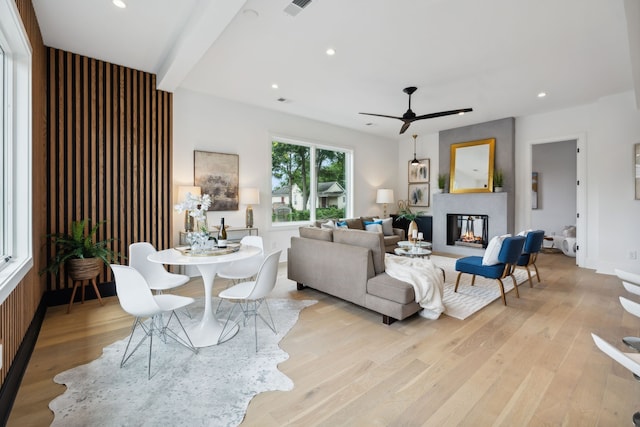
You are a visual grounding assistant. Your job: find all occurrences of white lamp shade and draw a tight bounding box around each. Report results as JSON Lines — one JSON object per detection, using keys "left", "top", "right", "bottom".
{"left": 177, "top": 185, "right": 201, "bottom": 202}
{"left": 240, "top": 187, "right": 260, "bottom": 205}
{"left": 376, "top": 189, "right": 394, "bottom": 204}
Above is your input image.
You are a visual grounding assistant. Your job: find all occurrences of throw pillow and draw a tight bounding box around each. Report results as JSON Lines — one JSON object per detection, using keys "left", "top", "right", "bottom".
{"left": 321, "top": 220, "right": 336, "bottom": 229}
{"left": 517, "top": 229, "right": 532, "bottom": 236}
{"left": 336, "top": 221, "right": 348, "bottom": 228}
{"left": 380, "top": 217, "right": 394, "bottom": 236}
{"left": 364, "top": 220, "right": 383, "bottom": 233}
{"left": 482, "top": 234, "right": 512, "bottom": 266}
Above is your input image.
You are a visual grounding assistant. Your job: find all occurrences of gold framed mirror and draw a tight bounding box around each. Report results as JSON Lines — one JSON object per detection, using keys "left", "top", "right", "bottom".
{"left": 449, "top": 138, "right": 495, "bottom": 193}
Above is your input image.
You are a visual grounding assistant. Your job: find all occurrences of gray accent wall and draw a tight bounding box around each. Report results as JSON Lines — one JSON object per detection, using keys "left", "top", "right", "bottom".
{"left": 438, "top": 117, "right": 515, "bottom": 235}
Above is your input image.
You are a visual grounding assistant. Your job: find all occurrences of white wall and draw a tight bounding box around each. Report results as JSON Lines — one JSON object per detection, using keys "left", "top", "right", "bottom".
{"left": 531, "top": 140, "right": 577, "bottom": 235}
{"left": 395, "top": 132, "right": 439, "bottom": 215}
{"left": 173, "top": 88, "right": 397, "bottom": 260}
{"left": 516, "top": 91, "right": 640, "bottom": 273}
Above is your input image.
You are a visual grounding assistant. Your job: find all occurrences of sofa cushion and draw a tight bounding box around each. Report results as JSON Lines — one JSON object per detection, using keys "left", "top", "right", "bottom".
{"left": 299, "top": 226, "right": 333, "bottom": 242}
{"left": 340, "top": 217, "right": 364, "bottom": 230}
{"left": 367, "top": 273, "right": 416, "bottom": 304}
{"left": 333, "top": 228, "right": 385, "bottom": 274}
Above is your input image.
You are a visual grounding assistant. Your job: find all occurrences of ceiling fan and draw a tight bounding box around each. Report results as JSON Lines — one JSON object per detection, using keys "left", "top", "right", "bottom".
{"left": 359, "top": 87, "right": 473, "bottom": 135}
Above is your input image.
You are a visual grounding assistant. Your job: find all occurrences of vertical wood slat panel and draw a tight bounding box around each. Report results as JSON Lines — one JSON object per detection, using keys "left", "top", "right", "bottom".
{"left": 44, "top": 49, "right": 173, "bottom": 291}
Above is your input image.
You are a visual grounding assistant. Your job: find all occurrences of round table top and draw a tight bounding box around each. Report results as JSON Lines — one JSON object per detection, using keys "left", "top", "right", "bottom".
{"left": 398, "top": 240, "right": 432, "bottom": 249}
{"left": 394, "top": 247, "right": 432, "bottom": 257}
{"left": 148, "top": 245, "right": 260, "bottom": 266}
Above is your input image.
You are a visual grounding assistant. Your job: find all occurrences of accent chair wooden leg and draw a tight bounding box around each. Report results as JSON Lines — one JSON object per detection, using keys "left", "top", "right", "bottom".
{"left": 296, "top": 282, "right": 305, "bottom": 291}
{"left": 91, "top": 278, "right": 104, "bottom": 306}
{"left": 382, "top": 315, "right": 396, "bottom": 325}
{"left": 471, "top": 275, "right": 476, "bottom": 286}
{"left": 511, "top": 274, "right": 520, "bottom": 298}
{"left": 68, "top": 281, "right": 80, "bottom": 314}
{"left": 533, "top": 263, "right": 541, "bottom": 282}
{"left": 454, "top": 272, "right": 463, "bottom": 292}
{"left": 526, "top": 266, "right": 534, "bottom": 287}
{"left": 497, "top": 278, "right": 507, "bottom": 305}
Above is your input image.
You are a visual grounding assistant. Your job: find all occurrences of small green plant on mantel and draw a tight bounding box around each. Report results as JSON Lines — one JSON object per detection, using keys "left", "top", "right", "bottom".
{"left": 493, "top": 169, "right": 504, "bottom": 189}
{"left": 40, "top": 219, "right": 122, "bottom": 276}
{"left": 437, "top": 173, "right": 447, "bottom": 190}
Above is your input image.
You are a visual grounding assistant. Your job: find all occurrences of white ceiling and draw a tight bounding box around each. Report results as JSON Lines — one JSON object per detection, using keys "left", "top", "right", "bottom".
{"left": 32, "top": 0, "right": 639, "bottom": 140}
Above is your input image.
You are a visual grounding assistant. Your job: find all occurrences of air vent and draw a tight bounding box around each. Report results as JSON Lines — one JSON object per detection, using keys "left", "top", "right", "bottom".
{"left": 284, "top": 0, "right": 312, "bottom": 17}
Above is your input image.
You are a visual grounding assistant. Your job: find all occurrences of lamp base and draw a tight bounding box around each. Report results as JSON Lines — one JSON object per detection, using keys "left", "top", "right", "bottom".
{"left": 245, "top": 206, "right": 254, "bottom": 228}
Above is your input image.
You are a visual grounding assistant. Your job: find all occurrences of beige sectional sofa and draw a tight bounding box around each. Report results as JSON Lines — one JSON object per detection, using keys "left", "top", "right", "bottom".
{"left": 287, "top": 226, "right": 421, "bottom": 324}
{"left": 315, "top": 216, "right": 405, "bottom": 253}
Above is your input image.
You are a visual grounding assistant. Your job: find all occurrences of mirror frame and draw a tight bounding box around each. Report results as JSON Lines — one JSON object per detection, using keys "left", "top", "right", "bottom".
{"left": 449, "top": 138, "right": 496, "bottom": 193}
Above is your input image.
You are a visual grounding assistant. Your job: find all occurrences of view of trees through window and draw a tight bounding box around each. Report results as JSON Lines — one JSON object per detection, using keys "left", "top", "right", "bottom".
{"left": 272, "top": 139, "right": 349, "bottom": 223}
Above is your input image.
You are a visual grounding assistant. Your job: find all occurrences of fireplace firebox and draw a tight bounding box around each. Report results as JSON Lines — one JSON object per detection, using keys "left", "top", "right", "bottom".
{"left": 446, "top": 214, "right": 489, "bottom": 248}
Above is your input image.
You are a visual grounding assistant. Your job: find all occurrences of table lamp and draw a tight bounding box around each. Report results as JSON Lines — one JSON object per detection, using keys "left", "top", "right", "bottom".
{"left": 177, "top": 185, "right": 201, "bottom": 231}
{"left": 240, "top": 187, "right": 260, "bottom": 228}
{"left": 376, "top": 189, "right": 394, "bottom": 218}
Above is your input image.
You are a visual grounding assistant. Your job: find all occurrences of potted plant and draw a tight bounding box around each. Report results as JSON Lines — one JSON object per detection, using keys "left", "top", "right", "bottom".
{"left": 40, "top": 219, "right": 121, "bottom": 280}
{"left": 436, "top": 173, "right": 447, "bottom": 193}
{"left": 494, "top": 169, "right": 504, "bottom": 192}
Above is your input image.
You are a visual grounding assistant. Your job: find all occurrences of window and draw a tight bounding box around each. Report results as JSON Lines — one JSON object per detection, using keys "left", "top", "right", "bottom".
{"left": 271, "top": 137, "right": 352, "bottom": 225}
{"left": 0, "top": 0, "right": 33, "bottom": 304}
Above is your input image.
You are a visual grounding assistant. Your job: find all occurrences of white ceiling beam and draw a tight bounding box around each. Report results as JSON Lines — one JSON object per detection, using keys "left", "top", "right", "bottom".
{"left": 625, "top": 0, "right": 640, "bottom": 109}
{"left": 156, "top": 0, "right": 247, "bottom": 92}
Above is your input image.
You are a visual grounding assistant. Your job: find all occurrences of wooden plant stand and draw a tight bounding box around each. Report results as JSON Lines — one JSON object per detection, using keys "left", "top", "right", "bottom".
{"left": 67, "top": 258, "right": 105, "bottom": 313}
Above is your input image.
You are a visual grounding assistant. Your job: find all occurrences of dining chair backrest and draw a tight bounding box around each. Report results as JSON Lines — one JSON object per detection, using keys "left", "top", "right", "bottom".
{"left": 247, "top": 250, "right": 281, "bottom": 300}
{"left": 111, "top": 264, "right": 160, "bottom": 318}
{"left": 129, "top": 242, "right": 172, "bottom": 283}
{"left": 497, "top": 236, "right": 526, "bottom": 265}
{"left": 523, "top": 230, "right": 545, "bottom": 254}
{"left": 240, "top": 235, "right": 263, "bottom": 252}
{"left": 620, "top": 296, "right": 640, "bottom": 318}
{"left": 592, "top": 333, "right": 640, "bottom": 378}
{"left": 615, "top": 269, "right": 640, "bottom": 286}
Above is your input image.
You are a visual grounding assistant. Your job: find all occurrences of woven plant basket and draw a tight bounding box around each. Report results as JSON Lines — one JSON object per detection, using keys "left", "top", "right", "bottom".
{"left": 68, "top": 258, "right": 102, "bottom": 281}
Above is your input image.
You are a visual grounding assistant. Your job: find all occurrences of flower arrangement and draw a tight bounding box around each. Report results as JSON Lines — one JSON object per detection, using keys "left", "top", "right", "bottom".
{"left": 174, "top": 192, "right": 212, "bottom": 222}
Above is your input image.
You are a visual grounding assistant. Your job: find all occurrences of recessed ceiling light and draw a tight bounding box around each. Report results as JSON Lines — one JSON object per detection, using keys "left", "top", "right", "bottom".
{"left": 326, "top": 48, "right": 336, "bottom": 56}
{"left": 112, "top": 0, "right": 126, "bottom": 8}
{"left": 538, "top": 92, "right": 547, "bottom": 98}
{"left": 458, "top": 111, "right": 465, "bottom": 115}
{"left": 271, "top": 83, "right": 279, "bottom": 89}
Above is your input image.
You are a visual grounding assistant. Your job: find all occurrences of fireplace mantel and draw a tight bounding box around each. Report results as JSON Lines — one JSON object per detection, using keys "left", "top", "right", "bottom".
{"left": 433, "top": 192, "right": 511, "bottom": 257}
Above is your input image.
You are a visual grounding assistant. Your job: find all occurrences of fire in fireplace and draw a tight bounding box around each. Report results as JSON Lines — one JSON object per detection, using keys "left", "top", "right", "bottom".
{"left": 446, "top": 214, "right": 489, "bottom": 248}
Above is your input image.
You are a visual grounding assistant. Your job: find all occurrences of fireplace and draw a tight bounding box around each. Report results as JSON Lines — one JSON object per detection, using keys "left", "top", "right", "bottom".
{"left": 446, "top": 214, "right": 489, "bottom": 249}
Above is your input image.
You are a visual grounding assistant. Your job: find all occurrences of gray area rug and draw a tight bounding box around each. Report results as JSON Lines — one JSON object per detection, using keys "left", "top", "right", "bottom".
{"left": 431, "top": 255, "right": 535, "bottom": 320}
{"left": 49, "top": 298, "right": 316, "bottom": 427}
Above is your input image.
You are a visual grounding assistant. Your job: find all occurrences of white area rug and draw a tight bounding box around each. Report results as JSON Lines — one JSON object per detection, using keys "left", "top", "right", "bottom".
{"left": 431, "top": 255, "right": 535, "bottom": 320}
{"left": 49, "top": 298, "right": 316, "bottom": 427}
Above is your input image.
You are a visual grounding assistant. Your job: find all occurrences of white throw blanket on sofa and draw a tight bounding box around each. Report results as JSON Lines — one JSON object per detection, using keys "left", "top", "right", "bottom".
{"left": 384, "top": 254, "right": 445, "bottom": 319}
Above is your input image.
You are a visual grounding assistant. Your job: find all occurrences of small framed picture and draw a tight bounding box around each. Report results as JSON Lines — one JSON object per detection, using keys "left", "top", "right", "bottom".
{"left": 408, "top": 159, "right": 430, "bottom": 183}
{"left": 408, "top": 183, "right": 430, "bottom": 207}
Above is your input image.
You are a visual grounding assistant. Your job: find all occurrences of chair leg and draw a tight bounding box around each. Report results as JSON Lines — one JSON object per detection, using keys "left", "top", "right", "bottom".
{"left": 497, "top": 278, "right": 507, "bottom": 305}
{"left": 525, "top": 266, "right": 534, "bottom": 288}
{"left": 533, "top": 263, "right": 541, "bottom": 282}
{"left": 454, "top": 272, "right": 463, "bottom": 292}
{"left": 471, "top": 275, "right": 476, "bottom": 286}
{"left": 510, "top": 274, "right": 520, "bottom": 298}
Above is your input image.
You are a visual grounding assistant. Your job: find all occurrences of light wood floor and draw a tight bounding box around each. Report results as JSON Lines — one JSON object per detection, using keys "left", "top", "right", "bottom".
{"left": 7, "top": 252, "right": 639, "bottom": 426}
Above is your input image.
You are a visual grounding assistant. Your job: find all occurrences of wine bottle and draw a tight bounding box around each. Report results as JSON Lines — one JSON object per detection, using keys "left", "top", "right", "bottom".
{"left": 217, "top": 218, "right": 227, "bottom": 248}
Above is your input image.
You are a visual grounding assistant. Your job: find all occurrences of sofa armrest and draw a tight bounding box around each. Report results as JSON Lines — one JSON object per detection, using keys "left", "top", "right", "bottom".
{"left": 392, "top": 228, "right": 405, "bottom": 240}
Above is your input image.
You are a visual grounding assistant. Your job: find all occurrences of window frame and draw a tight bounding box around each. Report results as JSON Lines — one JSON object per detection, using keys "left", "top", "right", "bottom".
{"left": 0, "top": 0, "right": 33, "bottom": 304}
{"left": 270, "top": 135, "right": 353, "bottom": 228}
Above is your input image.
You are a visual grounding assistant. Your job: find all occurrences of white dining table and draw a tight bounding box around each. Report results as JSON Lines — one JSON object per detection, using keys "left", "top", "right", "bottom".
{"left": 147, "top": 245, "right": 261, "bottom": 347}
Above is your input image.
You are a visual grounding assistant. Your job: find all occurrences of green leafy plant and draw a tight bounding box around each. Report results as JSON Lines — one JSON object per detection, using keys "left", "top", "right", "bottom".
{"left": 40, "top": 219, "right": 122, "bottom": 275}
{"left": 493, "top": 169, "right": 504, "bottom": 187}
{"left": 395, "top": 206, "right": 425, "bottom": 222}
{"left": 437, "top": 173, "right": 447, "bottom": 190}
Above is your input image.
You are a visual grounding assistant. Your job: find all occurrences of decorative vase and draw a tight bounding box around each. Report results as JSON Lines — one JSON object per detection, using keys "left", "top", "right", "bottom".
{"left": 494, "top": 186, "right": 503, "bottom": 193}
{"left": 408, "top": 220, "right": 419, "bottom": 243}
{"left": 68, "top": 257, "right": 102, "bottom": 281}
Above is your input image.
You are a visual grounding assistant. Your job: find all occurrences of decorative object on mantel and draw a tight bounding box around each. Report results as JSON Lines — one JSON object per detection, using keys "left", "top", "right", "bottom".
{"left": 450, "top": 138, "right": 495, "bottom": 194}
{"left": 48, "top": 297, "right": 317, "bottom": 427}
{"left": 194, "top": 150, "right": 239, "bottom": 211}
{"left": 494, "top": 168, "right": 504, "bottom": 192}
{"left": 436, "top": 173, "right": 447, "bottom": 194}
{"left": 376, "top": 188, "right": 394, "bottom": 218}
{"left": 240, "top": 187, "right": 260, "bottom": 228}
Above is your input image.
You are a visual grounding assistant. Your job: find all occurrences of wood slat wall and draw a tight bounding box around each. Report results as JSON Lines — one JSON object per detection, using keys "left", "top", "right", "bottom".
{"left": 45, "top": 49, "right": 173, "bottom": 291}
{"left": 0, "top": 0, "right": 48, "bottom": 389}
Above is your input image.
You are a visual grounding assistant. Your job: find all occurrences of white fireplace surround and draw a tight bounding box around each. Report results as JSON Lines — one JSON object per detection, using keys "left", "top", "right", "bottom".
{"left": 433, "top": 193, "right": 509, "bottom": 257}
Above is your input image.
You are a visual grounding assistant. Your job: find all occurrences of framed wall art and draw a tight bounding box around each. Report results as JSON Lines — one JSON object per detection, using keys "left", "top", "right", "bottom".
{"left": 408, "top": 159, "right": 430, "bottom": 183}
{"left": 194, "top": 150, "right": 239, "bottom": 211}
{"left": 408, "top": 183, "right": 430, "bottom": 207}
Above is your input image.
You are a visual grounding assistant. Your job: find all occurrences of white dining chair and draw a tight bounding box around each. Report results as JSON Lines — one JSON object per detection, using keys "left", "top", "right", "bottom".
{"left": 129, "top": 242, "right": 190, "bottom": 293}
{"left": 217, "top": 236, "right": 264, "bottom": 284}
{"left": 218, "top": 250, "right": 281, "bottom": 352}
{"left": 111, "top": 264, "right": 197, "bottom": 379}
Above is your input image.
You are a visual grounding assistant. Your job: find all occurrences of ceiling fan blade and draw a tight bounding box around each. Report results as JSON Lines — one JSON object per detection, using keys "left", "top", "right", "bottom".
{"left": 399, "top": 121, "right": 412, "bottom": 134}
{"left": 414, "top": 108, "right": 473, "bottom": 121}
{"left": 359, "top": 112, "right": 404, "bottom": 120}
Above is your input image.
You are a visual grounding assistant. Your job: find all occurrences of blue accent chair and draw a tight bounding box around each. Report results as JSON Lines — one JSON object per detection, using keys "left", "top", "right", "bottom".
{"left": 516, "top": 230, "right": 545, "bottom": 287}
{"left": 454, "top": 235, "right": 526, "bottom": 305}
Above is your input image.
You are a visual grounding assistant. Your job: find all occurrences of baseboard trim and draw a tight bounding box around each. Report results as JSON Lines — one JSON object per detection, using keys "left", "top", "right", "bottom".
{"left": 0, "top": 295, "right": 47, "bottom": 426}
